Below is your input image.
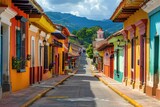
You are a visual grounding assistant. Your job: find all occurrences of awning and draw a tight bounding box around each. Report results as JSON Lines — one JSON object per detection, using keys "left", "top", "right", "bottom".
{"left": 52, "top": 32, "right": 66, "bottom": 39}
{"left": 52, "top": 39, "right": 62, "bottom": 47}
{"left": 68, "top": 52, "right": 79, "bottom": 57}
{"left": 12, "top": 0, "right": 43, "bottom": 14}
{"left": 29, "top": 14, "right": 56, "bottom": 33}
{"left": 96, "top": 43, "right": 113, "bottom": 51}
{"left": 110, "top": 0, "right": 145, "bottom": 22}
{"left": 55, "top": 24, "right": 70, "bottom": 36}
{"left": 15, "top": 16, "right": 28, "bottom": 22}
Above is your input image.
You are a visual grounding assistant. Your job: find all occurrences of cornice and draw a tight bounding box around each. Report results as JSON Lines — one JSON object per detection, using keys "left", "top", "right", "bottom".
{"left": 0, "top": 7, "right": 17, "bottom": 25}
{"left": 40, "top": 31, "right": 46, "bottom": 37}
{"left": 29, "top": 24, "right": 39, "bottom": 33}
{"left": 142, "top": 0, "right": 160, "bottom": 13}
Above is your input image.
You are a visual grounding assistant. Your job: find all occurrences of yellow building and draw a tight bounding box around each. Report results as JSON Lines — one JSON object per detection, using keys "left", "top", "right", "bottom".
{"left": 29, "top": 13, "right": 56, "bottom": 84}
{"left": 55, "top": 26, "right": 70, "bottom": 75}
{"left": 111, "top": 0, "right": 149, "bottom": 92}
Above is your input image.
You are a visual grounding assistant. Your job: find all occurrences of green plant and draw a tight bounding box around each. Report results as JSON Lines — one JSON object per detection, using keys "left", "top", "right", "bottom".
{"left": 86, "top": 44, "right": 93, "bottom": 59}
{"left": 12, "top": 57, "right": 27, "bottom": 71}
{"left": 91, "top": 61, "right": 94, "bottom": 65}
{"left": 94, "top": 63, "right": 98, "bottom": 69}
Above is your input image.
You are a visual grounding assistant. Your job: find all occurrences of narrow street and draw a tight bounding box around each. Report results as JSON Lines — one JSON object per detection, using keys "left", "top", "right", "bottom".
{"left": 30, "top": 54, "right": 133, "bottom": 107}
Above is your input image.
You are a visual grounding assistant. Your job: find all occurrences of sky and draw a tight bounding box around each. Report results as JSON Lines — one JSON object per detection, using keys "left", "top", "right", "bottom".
{"left": 36, "top": 0, "right": 121, "bottom": 20}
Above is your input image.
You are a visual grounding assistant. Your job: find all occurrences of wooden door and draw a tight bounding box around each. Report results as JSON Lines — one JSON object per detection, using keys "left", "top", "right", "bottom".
{"left": 140, "top": 35, "right": 145, "bottom": 84}
{"left": 153, "top": 36, "right": 159, "bottom": 95}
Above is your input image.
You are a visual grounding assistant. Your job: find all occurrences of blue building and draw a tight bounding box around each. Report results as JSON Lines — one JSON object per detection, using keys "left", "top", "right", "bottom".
{"left": 142, "top": 0, "right": 160, "bottom": 99}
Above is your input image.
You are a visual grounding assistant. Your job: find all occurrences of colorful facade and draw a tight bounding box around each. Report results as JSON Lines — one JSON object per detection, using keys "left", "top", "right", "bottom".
{"left": 10, "top": 0, "right": 43, "bottom": 92}
{"left": 68, "top": 43, "right": 81, "bottom": 69}
{"left": 0, "top": 0, "right": 17, "bottom": 97}
{"left": 51, "top": 36, "right": 62, "bottom": 76}
{"left": 95, "top": 30, "right": 125, "bottom": 81}
{"left": 29, "top": 13, "right": 56, "bottom": 84}
{"left": 52, "top": 26, "right": 70, "bottom": 75}
{"left": 111, "top": 0, "right": 149, "bottom": 92}
{"left": 108, "top": 31, "right": 125, "bottom": 82}
{"left": 96, "top": 40, "right": 114, "bottom": 78}
{"left": 0, "top": 0, "right": 72, "bottom": 99}
{"left": 92, "top": 28, "right": 105, "bottom": 72}
{"left": 142, "top": 0, "right": 160, "bottom": 99}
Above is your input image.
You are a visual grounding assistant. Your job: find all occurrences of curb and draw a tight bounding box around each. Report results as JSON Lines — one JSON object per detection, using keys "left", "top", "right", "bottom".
{"left": 91, "top": 70, "right": 142, "bottom": 107}
{"left": 21, "top": 69, "right": 78, "bottom": 107}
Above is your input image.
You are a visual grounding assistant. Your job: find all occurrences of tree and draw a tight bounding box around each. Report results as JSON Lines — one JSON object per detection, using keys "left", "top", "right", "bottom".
{"left": 86, "top": 44, "right": 93, "bottom": 59}
{"left": 69, "top": 26, "right": 101, "bottom": 48}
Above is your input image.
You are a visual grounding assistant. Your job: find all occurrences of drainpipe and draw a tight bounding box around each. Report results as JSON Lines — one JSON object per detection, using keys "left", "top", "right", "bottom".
{"left": 116, "top": 49, "right": 119, "bottom": 78}
{"left": 0, "top": 17, "right": 2, "bottom": 97}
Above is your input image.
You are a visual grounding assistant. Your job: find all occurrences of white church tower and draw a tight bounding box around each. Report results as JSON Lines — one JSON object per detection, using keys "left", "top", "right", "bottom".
{"left": 95, "top": 28, "right": 104, "bottom": 41}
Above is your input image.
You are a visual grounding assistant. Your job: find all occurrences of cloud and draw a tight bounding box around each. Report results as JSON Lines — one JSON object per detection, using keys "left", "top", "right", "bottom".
{"left": 36, "top": 0, "right": 121, "bottom": 20}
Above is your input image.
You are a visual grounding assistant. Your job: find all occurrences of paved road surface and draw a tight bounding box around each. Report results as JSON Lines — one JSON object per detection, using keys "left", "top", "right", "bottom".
{"left": 30, "top": 54, "right": 133, "bottom": 107}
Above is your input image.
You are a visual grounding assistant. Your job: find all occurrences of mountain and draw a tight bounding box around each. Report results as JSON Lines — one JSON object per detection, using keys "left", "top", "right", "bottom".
{"left": 45, "top": 12, "right": 123, "bottom": 34}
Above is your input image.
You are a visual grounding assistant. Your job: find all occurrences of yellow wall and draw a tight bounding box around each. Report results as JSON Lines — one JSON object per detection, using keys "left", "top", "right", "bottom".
{"left": 127, "top": 32, "right": 131, "bottom": 83}
{"left": 10, "top": 68, "right": 30, "bottom": 92}
{"left": 98, "top": 51, "right": 104, "bottom": 57}
{"left": 58, "top": 40, "right": 65, "bottom": 75}
{"left": 124, "top": 9, "right": 149, "bottom": 87}
{"left": 47, "top": 34, "right": 54, "bottom": 75}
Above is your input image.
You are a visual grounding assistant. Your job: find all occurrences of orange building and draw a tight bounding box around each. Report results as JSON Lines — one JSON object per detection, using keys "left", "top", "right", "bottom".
{"left": 0, "top": 0, "right": 71, "bottom": 96}
{"left": 9, "top": 0, "right": 43, "bottom": 92}
{"left": 53, "top": 25, "right": 70, "bottom": 75}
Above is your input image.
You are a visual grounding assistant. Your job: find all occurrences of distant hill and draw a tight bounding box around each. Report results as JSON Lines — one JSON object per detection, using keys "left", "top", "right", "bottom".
{"left": 45, "top": 12, "right": 123, "bottom": 34}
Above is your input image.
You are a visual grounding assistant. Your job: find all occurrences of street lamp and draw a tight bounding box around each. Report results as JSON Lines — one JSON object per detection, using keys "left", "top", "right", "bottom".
{"left": 43, "top": 39, "right": 47, "bottom": 46}
{"left": 117, "top": 39, "right": 120, "bottom": 46}
{"left": 40, "top": 39, "right": 47, "bottom": 72}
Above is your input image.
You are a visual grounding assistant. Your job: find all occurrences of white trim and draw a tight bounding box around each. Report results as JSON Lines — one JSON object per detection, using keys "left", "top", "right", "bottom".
{"left": 39, "top": 40, "right": 42, "bottom": 44}
{"left": 46, "top": 42, "right": 49, "bottom": 46}
{"left": 63, "top": 44, "right": 68, "bottom": 50}
{"left": 31, "top": 36, "right": 35, "bottom": 40}
{"left": 55, "top": 30, "right": 61, "bottom": 33}
{"left": 0, "top": 7, "right": 17, "bottom": 26}
{"left": 40, "top": 31, "right": 46, "bottom": 37}
{"left": 31, "top": 36, "right": 35, "bottom": 67}
{"left": 38, "top": 40, "right": 42, "bottom": 66}
{"left": 16, "top": 26, "right": 20, "bottom": 30}
{"left": 46, "top": 33, "right": 50, "bottom": 40}
{"left": 29, "top": 24, "right": 39, "bottom": 33}
{"left": 142, "top": 0, "right": 160, "bottom": 13}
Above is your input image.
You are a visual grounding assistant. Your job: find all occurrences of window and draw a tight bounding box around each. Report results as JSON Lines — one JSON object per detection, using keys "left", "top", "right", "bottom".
{"left": 131, "top": 39, "right": 134, "bottom": 69}
{"left": 62, "top": 52, "right": 65, "bottom": 71}
{"left": 1, "top": 26, "right": 3, "bottom": 35}
{"left": 44, "top": 45, "right": 49, "bottom": 71}
{"left": 31, "top": 39, "right": 34, "bottom": 67}
{"left": 49, "top": 45, "right": 54, "bottom": 71}
{"left": 16, "top": 21, "right": 26, "bottom": 71}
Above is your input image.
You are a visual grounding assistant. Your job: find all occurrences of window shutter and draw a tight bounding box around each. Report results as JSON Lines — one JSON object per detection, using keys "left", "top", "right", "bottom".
{"left": 44, "top": 45, "right": 48, "bottom": 70}
{"left": 62, "top": 52, "right": 64, "bottom": 71}
{"left": 131, "top": 39, "right": 134, "bottom": 69}
{"left": 16, "top": 30, "right": 21, "bottom": 58}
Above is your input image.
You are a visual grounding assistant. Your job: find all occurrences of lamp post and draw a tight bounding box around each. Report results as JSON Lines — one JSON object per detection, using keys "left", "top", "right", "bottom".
{"left": 117, "top": 39, "right": 120, "bottom": 46}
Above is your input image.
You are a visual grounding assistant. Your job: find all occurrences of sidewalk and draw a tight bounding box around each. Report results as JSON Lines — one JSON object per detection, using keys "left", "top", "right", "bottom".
{"left": 91, "top": 69, "right": 160, "bottom": 107}
{"left": 0, "top": 69, "right": 78, "bottom": 107}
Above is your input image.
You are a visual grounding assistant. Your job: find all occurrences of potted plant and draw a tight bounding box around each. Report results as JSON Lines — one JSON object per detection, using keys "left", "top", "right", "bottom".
{"left": 12, "top": 57, "right": 27, "bottom": 72}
